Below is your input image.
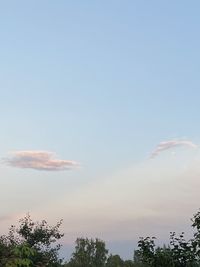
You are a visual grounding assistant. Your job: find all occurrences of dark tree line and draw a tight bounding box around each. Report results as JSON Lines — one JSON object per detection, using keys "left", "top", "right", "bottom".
{"left": 1, "top": 210, "right": 200, "bottom": 266}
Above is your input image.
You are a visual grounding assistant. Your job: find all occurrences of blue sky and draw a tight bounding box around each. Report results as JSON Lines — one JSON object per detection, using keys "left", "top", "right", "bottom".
{"left": 0, "top": 0, "right": 200, "bottom": 259}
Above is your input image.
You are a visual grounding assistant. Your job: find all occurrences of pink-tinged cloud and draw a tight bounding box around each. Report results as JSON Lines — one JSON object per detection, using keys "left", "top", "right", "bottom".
{"left": 4, "top": 151, "right": 79, "bottom": 171}
{"left": 150, "top": 140, "right": 198, "bottom": 158}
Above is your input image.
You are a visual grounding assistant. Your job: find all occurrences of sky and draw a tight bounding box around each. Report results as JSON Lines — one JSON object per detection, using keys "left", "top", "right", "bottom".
{"left": 0, "top": 0, "right": 200, "bottom": 260}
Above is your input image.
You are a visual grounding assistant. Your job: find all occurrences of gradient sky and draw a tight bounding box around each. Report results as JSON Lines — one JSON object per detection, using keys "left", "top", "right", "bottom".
{"left": 1, "top": 0, "right": 200, "bottom": 259}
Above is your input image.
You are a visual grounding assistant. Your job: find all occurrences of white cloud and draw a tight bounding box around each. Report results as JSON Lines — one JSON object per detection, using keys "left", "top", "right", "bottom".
{"left": 150, "top": 140, "right": 198, "bottom": 158}
{"left": 3, "top": 151, "right": 79, "bottom": 171}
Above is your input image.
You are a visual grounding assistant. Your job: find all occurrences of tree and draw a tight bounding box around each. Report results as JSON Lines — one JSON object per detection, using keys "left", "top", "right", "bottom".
{"left": 191, "top": 210, "right": 200, "bottom": 262}
{"left": 0, "top": 214, "right": 64, "bottom": 267}
{"left": 123, "top": 260, "right": 134, "bottom": 267}
{"left": 154, "top": 245, "right": 174, "bottom": 267}
{"left": 135, "top": 236, "right": 156, "bottom": 267}
{"left": 169, "top": 231, "right": 196, "bottom": 267}
{"left": 68, "top": 238, "right": 108, "bottom": 267}
{"left": 5, "top": 243, "right": 35, "bottom": 267}
{"left": 106, "top": 254, "right": 124, "bottom": 267}
{"left": 133, "top": 210, "right": 200, "bottom": 267}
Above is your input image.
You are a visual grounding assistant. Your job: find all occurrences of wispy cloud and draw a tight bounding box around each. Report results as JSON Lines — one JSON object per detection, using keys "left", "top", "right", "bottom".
{"left": 3, "top": 151, "right": 79, "bottom": 171}
{"left": 150, "top": 140, "right": 198, "bottom": 158}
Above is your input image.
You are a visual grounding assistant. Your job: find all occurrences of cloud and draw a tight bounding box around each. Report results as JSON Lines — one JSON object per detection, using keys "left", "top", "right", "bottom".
{"left": 150, "top": 140, "right": 198, "bottom": 158}
{"left": 3, "top": 151, "right": 79, "bottom": 171}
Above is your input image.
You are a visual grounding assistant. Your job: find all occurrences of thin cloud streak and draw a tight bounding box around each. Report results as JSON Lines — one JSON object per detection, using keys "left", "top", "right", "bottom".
{"left": 150, "top": 140, "right": 198, "bottom": 158}
{"left": 3, "top": 151, "right": 79, "bottom": 171}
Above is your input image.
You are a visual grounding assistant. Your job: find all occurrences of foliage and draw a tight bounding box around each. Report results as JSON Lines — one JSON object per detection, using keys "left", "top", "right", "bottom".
{"left": 136, "top": 236, "right": 156, "bottom": 266}
{"left": 106, "top": 254, "right": 124, "bottom": 267}
{"left": 67, "top": 238, "right": 108, "bottom": 267}
{"left": 5, "top": 243, "right": 35, "bottom": 267}
{"left": 16, "top": 214, "right": 64, "bottom": 266}
{"left": 3, "top": 210, "right": 200, "bottom": 266}
{"left": 0, "top": 214, "right": 64, "bottom": 266}
{"left": 132, "top": 210, "right": 200, "bottom": 267}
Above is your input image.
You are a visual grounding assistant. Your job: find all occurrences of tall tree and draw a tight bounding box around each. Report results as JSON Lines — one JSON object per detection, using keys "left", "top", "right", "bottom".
{"left": 0, "top": 214, "right": 64, "bottom": 267}
{"left": 68, "top": 238, "right": 108, "bottom": 267}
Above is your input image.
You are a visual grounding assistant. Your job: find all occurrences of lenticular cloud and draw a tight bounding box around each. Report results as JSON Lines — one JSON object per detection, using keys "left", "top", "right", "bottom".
{"left": 4, "top": 151, "right": 79, "bottom": 171}
{"left": 150, "top": 140, "right": 198, "bottom": 158}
